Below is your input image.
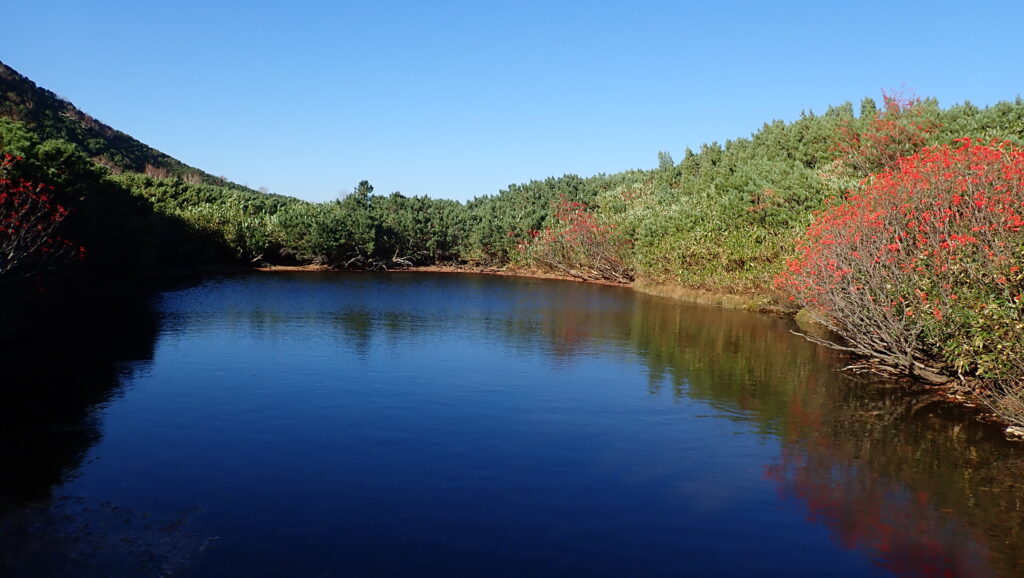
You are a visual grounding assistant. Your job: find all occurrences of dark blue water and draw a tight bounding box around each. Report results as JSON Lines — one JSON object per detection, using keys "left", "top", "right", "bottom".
{"left": 2, "top": 272, "right": 1021, "bottom": 577}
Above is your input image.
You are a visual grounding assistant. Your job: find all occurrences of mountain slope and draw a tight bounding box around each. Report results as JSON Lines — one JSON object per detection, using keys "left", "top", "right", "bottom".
{"left": 0, "top": 60, "right": 231, "bottom": 186}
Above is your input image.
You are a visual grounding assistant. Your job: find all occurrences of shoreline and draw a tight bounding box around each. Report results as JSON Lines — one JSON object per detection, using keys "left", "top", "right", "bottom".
{"left": 255, "top": 263, "right": 787, "bottom": 312}
{"left": 255, "top": 263, "right": 635, "bottom": 287}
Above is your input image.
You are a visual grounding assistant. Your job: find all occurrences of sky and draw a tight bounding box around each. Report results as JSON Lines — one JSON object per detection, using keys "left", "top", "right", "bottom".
{"left": 3, "top": 0, "right": 1023, "bottom": 203}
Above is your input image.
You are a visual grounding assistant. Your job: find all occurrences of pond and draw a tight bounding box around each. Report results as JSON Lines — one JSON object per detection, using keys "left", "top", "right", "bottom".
{"left": 2, "top": 272, "right": 1023, "bottom": 577}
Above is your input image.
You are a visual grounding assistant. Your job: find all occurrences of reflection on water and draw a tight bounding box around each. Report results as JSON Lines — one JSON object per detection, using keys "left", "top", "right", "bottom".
{"left": 1, "top": 272, "right": 1022, "bottom": 577}
{"left": 768, "top": 372, "right": 1024, "bottom": 578}
{"left": 628, "top": 290, "right": 1024, "bottom": 577}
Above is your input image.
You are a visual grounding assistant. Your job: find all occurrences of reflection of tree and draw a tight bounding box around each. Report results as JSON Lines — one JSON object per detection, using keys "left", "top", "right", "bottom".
{"left": 766, "top": 447, "right": 992, "bottom": 577}
{"left": 179, "top": 273, "right": 633, "bottom": 364}
{"left": 516, "top": 287, "right": 622, "bottom": 362}
{"left": 333, "top": 308, "right": 374, "bottom": 358}
{"left": 620, "top": 293, "right": 843, "bottom": 440}
{"left": 763, "top": 372, "right": 1024, "bottom": 577}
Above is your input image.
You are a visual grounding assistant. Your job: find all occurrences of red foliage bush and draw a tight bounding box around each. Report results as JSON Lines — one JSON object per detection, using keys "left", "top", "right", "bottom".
{"left": 520, "top": 197, "right": 634, "bottom": 283}
{"left": 0, "top": 153, "right": 82, "bottom": 278}
{"left": 776, "top": 139, "right": 1024, "bottom": 384}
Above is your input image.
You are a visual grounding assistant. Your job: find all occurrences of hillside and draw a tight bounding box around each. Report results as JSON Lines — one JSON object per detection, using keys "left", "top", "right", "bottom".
{"left": 0, "top": 61, "right": 281, "bottom": 300}
{"left": 0, "top": 60, "right": 232, "bottom": 187}
{"left": 0, "top": 61, "right": 309, "bottom": 278}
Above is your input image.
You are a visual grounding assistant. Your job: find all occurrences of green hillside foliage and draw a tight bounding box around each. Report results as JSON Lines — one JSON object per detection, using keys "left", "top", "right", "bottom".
{"left": 0, "top": 61, "right": 238, "bottom": 189}
{"left": 587, "top": 95, "right": 1024, "bottom": 292}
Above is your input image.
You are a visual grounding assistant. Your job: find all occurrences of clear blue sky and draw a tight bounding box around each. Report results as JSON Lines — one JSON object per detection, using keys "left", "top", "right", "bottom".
{"left": 4, "top": 0, "right": 1022, "bottom": 202}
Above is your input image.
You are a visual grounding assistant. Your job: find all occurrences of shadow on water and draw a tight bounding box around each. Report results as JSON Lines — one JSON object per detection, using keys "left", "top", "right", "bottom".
{"left": 0, "top": 293, "right": 213, "bottom": 576}
{"left": 0, "top": 295, "right": 160, "bottom": 508}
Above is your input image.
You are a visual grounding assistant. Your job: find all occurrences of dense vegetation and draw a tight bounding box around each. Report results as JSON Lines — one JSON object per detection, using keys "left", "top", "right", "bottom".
{"left": 0, "top": 119, "right": 234, "bottom": 287}
{"left": 1, "top": 58, "right": 1022, "bottom": 423}
{"left": 777, "top": 139, "right": 1024, "bottom": 423}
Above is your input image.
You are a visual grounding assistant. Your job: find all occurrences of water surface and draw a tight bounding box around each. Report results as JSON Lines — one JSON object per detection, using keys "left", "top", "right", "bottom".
{"left": 2, "top": 272, "right": 1022, "bottom": 576}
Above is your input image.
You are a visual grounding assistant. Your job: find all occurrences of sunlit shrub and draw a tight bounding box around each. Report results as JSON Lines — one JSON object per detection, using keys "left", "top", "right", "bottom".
{"left": 176, "top": 203, "right": 281, "bottom": 262}
{"left": 520, "top": 197, "right": 634, "bottom": 283}
{"left": 777, "top": 139, "right": 1024, "bottom": 391}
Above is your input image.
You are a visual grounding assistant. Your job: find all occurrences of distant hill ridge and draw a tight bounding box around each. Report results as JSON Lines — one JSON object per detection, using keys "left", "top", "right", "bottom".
{"left": 0, "top": 60, "right": 240, "bottom": 189}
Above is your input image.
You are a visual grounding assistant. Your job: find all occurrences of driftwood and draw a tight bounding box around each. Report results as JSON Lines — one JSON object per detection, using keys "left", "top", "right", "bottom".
{"left": 343, "top": 250, "right": 415, "bottom": 271}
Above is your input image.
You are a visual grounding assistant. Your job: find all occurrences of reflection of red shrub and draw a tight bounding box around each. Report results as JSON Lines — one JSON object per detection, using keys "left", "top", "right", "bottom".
{"left": 776, "top": 139, "right": 1024, "bottom": 383}
{"left": 765, "top": 446, "right": 993, "bottom": 578}
{"left": 521, "top": 197, "right": 634, "bottom": 283}
{"left": 0, "top": 154, "right": 82, "bottom": 279}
